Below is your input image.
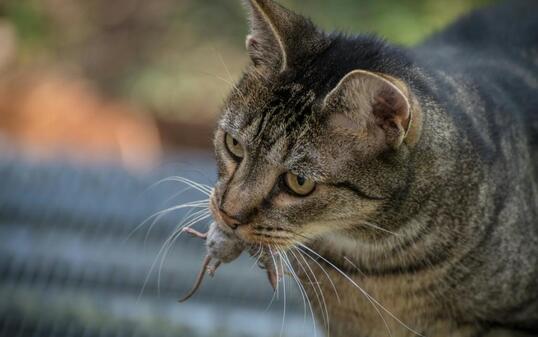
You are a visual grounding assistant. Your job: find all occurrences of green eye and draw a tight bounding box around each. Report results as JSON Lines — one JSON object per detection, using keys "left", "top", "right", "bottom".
{"left": 285, "top": 172, "right": 316, "bottom": 196}
{"left": 225, "top": 133, "right": 245, "bottom": 159}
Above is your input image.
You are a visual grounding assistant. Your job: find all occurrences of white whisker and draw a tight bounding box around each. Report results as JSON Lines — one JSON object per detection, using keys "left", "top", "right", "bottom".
{"left": 297, "top": 244, "right": 393, "bottom": 337}
{"left": 294, "top": 246, "right": 341, "bottom": 304}
{"left": 288, "top": 247, "right": 329, "bottom": 336}
{"left": 125, "top": 199, "right": 209, "bottom": 243}
{"left": 138, "top": 210, "right": 211, "bottom": 301}
{"left": 153, "top": 176, "right": 212, "bottom": 196}
{"left": 280, "top": 249, "right": 318, "bottom": 337}
{"left": 277, "top": 249, "right": 287, "bottom": 337}
{"left": 157, "top": 211, "right": 212, "bottom": 295}
{"left": 279, "top": 251, "right": 306, "bottom": 312}
{"left": 343, "top": 256, "right": 367, "bottom": 278}
{"left": 361, "top": 220, "right": 401, "bottom": 237}
{"left": 144, "top": 203, "right": 209, "bottom": 246}
{"left": 264, "top": 246, "right": 280, "bottom": 310}
{"left": 250, "top": 244, "right": 264, "bottom": 270}
{"left": 160, "top": 185, "right": 195, "bottom": 207}
{"left": 212, "top": 48, "right": 249, "bottom": 106}
{"left": 298, "top": 244, "right": 425, "bottom": 337}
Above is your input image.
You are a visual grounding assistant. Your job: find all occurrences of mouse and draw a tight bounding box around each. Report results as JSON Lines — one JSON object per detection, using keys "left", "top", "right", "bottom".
{"left": 178, "top": 222, "right": 278, "bottom": 302}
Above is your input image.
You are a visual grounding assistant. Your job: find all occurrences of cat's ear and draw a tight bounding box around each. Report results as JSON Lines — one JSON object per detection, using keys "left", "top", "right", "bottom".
{"left": 243, "top": 0, "right": 326, "bottom": 74}
{"left": 323, "top": 70, "right": 417, "bottom": 150}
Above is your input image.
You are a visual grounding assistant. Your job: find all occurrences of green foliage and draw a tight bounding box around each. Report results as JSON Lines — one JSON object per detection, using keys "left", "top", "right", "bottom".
{"left": 0, "top": 0, "right": 496, "bottom": 121}
{"left": 2, "top": 0, "right": 51, "bottom": 52}
{"left": 159, "top": 0, "right": 495, "bottom": 46}
{"left": 283, "top": 0, "right": 495, "bottom": 45}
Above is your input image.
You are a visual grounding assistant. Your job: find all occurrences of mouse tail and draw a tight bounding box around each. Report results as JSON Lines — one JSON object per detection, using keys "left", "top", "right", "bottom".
{"left": 178, "top": 254, "right": 212, "bottom": 302}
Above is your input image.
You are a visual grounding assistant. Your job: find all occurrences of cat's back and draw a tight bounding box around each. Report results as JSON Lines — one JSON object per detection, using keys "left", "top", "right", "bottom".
{"left": 414, "top": 0, "right": 538, "bottom": 89}
{"left": 418, "top": 0, "right": 538, "bottom": 58}
{"left": 413, "top": 0, "right": 538, "bottom": 164}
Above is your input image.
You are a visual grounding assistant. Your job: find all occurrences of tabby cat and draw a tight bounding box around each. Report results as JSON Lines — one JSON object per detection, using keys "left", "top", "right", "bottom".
{"left": 208, "top": 0, "right": 538, "bottom": 336}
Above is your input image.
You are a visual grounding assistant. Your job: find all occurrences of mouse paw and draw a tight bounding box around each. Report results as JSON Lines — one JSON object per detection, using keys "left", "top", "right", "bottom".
{"left": 206, "top": 260, "right": 222, "bottom": 277}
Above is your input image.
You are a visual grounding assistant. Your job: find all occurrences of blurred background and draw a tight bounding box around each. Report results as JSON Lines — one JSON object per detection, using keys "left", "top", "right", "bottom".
{"left": 0, "top": 0, "right": 494, "bottom": 336}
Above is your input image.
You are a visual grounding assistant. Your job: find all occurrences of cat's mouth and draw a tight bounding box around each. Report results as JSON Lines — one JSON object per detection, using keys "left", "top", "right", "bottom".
{"left": 209, "top": 194, "right": 295, "bottom": 248}
{"left": 208, "top": 196, "right": 235, "bottom": 235}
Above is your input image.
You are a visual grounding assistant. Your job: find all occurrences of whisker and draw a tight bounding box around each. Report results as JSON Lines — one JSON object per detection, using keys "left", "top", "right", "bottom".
{"left": 162, "top": 210, "right": 212, "bottom": 258}
{"left": 157, "top": 211, "right": 212, "bottom": 295}
{"left": 199, "top": 70, "right": 242, "bottom": 95}
{"left": 288, "top": 247, "right": 329, "bottom": 336}
{"left": 297, "top": 244, "right": 393, "bottom": 337}
{"left": 265, "top": 246, "right": 280, "bottom": 309}
{"left": 298, "top": 244, "right": 425, "bottom": 337}
{"left": 138, "top": 211, "right": 210, "bottom": 301}
{"left": 153, "top": 211, "right": 211, "bottom": 298}
{"left": 293, "top": 246, "right": 341, "bottom": 304}
{"left": 267, "top": 246, "right": 284, "bottom": 305}
{"left": 212, "top": 48, "right": 249, "bottom": 106}
{"left": 277, "top": 249, "right": 288, "bottom": 337}
{"left": 280, "top": 248, "right": 318, "bottom": 337}
{"left": 360, "top": 220, "right": 401, "bottom": 237}
{"left": 160, "top": 185, "right": 196, "bottom": 207}
{"left": 343, "top": 256, "right": 367, "bottom": 278}
{"left": 149, "top": 175, "right": 212, "bottom": 194}
{"left": 280, "top": 250, "right": 309, "bottom": 329}
{"left": 289, "top": 248, "right": 326, "bottom": 328}
{"left": 125, "top": 199, "right": 209, "bottom": 243}
{"left": 249, "top": 244, "right": 264, "bottom": 270}
{"left": 144, "top": 204, "right": 209, "bottom": 247}
{"left": 153, "top": 176, "right": 213, "bottom": 196}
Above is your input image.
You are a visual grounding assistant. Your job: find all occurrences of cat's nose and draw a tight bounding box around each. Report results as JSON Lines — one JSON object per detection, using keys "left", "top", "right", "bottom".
{"left": 218, "top": 208, "right": 242, "bottom": 230}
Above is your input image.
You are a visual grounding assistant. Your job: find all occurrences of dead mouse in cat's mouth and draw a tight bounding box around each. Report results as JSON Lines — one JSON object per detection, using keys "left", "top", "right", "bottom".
{"left": 178, "top": 222, "right": 279, "bottom": 302}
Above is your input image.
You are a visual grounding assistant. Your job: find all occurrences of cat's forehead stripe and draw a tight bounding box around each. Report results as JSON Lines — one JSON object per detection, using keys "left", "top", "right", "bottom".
{"left": 255, "top": 84, "right": 318, "bottom": 145}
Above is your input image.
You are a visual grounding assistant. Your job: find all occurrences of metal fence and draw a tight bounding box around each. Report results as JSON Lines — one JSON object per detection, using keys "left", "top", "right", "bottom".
{"left": 0, "top": 152, "right": 316, "bottom": 337}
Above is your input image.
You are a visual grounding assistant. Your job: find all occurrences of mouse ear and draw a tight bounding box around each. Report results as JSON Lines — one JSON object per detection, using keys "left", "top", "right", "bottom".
{"left": 243, "top": 0, "right": 327, "bottom": 75}
{"left": 323, "top": 70, "right": 418, "bottom": 150}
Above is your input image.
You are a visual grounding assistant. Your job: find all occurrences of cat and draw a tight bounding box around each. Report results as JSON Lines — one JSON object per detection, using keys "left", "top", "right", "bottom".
{"left": 207, "top": 0, "right": 538, "bottom": 336}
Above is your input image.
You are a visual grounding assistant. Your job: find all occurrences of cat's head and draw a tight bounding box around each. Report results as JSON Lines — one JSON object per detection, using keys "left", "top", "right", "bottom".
{"left": 210, "top": 0, "right": 423, "bottom": 249}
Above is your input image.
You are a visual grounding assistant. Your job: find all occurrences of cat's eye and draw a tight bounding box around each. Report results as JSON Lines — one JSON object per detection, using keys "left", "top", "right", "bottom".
{"left": 225, "top": 133, "right": 245, "bottom": 159}
{"left": 284, "top": 172, "right": 316, "bottom": 196}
